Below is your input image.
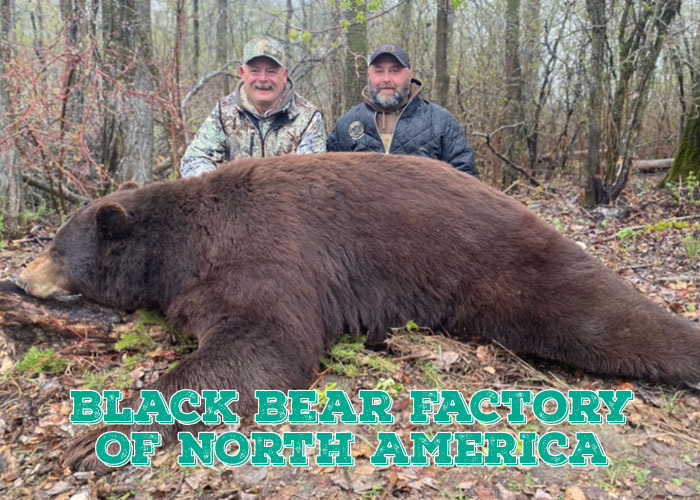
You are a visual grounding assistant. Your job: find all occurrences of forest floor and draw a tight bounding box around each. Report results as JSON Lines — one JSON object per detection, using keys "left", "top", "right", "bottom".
{"left": 0, "top": 170, "right": 699, "bottom": 500}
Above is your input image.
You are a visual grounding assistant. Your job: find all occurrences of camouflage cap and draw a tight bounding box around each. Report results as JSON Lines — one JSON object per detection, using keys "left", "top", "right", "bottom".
{"left": 243, "top": 36, "right": 285, "bottom": 67}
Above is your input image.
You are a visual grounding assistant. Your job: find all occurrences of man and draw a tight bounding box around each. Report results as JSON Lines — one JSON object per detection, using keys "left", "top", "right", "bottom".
{"left": 327, "top": 43, "right": 477, "bottom": 176}
{"left": 181, "top": 36, "right": 325, "bottom": 178}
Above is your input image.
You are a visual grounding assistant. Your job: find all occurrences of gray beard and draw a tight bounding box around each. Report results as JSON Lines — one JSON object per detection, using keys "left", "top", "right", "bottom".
{"left": 368, "top": 78, "right": 411, "bottom": 110}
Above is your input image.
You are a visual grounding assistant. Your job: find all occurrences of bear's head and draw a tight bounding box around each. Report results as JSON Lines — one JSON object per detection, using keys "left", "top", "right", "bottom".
{"left": 17, "top": 182, "right": 144, "bottom": 308}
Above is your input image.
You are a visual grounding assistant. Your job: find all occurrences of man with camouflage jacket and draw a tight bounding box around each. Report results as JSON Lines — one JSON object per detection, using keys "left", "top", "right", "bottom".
{"left": 181, "top": 37, "right": 326, "bottom": 178}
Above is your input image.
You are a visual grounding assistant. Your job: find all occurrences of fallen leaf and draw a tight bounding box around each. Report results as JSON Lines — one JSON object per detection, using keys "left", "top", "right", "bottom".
{"left": 311, "top": 465, "right": 336, "bottom": 475}
{"left": 353, "top": 463, "right": 375, "bottom": 475}
{"left": 664, "top": 482, "right": 694, "bottom": 497}
{"left": 439, "top": 350, "right": 460, "bottom": 370}
{"left": 655, "top": 435, "right": 677, "bottom": 446}
{"left": 476, "top": 346, "right": 491, "bottom": 364}
{"left": 565, "top": 485, "right": 586, "bottom": 500}
{"left": 351, "top": 443, "right": 373, "bottom": 458}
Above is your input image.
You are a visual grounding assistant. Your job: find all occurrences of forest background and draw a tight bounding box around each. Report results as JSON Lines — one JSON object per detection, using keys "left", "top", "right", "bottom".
{"left": 0, "top": 0, "right": 699, "bottom": 237}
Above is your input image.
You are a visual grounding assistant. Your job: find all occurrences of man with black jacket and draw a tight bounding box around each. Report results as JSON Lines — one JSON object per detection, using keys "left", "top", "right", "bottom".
{"left": 327, "top": 43, "right": 477, "bottom": 176}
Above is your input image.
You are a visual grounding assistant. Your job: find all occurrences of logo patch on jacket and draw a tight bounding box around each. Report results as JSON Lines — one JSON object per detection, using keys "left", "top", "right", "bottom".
{"left": 348, "top": 120, "right": 365, "bottom": 140}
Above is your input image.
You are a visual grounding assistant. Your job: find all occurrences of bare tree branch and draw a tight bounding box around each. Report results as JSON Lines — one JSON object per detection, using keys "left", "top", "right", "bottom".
{"left": 471, "top": 123, "right": 542, "bottom": 187}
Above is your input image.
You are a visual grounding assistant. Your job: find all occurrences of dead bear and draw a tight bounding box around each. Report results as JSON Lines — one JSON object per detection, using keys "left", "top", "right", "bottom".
{"left": 18, "top": 152, "right": 700, "bottom": 470}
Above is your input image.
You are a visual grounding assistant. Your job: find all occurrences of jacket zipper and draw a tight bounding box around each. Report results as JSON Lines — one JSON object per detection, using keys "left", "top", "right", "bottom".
{"left": 375, "top": 106, "right": 409, "bottom": 154}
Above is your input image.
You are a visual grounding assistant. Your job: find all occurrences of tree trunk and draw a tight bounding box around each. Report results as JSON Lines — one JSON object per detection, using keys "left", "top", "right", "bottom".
{"left": 117, "top": 0, "right": 154, "bottom": 184}
{"left": 521, "top": 0, "right": 541, "bottom": 171}
{"left": 597, "top": 0, "right": 680, "bottom": 204}
{"left": 100, "top": 0, "right": 156, "bottom": 185}
{"left": 664, "top": 21, "right": 700, "bottom": 182}
{"left": 666, "top": 89, "right": 700, "bottom": 182}
{"left": 170, "top": 0, "right": 185, "bottom": 178}
{"left": 434, "top": 0, "right": 452, "bottom": 107}
{"left": 192, "top": 0, "right": 199, "bottom": 79}
{"left": 59, "top": 0, "right": 85, "bottom": 128}
{"left": 0, "top": 0, "right": 23, "bottom": 237}
{"left": 343, "top": 1, "right": 368, "bottom": 113}
{"left": 285, "top": 0, "right": 292, "bottom": 38}
{"left": 583, "top": 0, "right": 606, "bottom": 207}
{"left": 503, "top": 0, "right": 526, "bottom": 185}
{"left": 398, "top": 0, "right": 412, "bottom": 50}
{"left": 217, "top": 0, "right": 229, "bottom": 96}
{"left": 100, "top": 0, "right": 126, "bottom": 183}
{"left": 329, "top": 2, "right": 344, "bottom": 124}
{"left": 30, "top": 0, "right": 44, "bottom": 64}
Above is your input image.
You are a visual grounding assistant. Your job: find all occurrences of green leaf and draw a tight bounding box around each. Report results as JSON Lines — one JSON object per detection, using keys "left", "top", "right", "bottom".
{"left": 405, "top": 320, "right": 419, "bottom": 332}
{"left": 16, "top": 347, "right": 68, "bottom": 376}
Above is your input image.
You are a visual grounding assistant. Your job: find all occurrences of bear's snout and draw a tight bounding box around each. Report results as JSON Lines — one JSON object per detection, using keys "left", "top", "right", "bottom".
{"left": 17, "top": 253, "right": 73, "bottom": 299}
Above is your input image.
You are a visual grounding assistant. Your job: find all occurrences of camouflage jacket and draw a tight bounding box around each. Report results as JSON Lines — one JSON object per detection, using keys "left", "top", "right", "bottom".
{"left": 181, "top": 79, "right": 325, "bottom": 177}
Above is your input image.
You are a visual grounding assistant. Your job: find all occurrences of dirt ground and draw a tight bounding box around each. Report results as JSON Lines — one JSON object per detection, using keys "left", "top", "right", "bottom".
{"left": 0, "top": 171, "right": 699, "bottom": 500}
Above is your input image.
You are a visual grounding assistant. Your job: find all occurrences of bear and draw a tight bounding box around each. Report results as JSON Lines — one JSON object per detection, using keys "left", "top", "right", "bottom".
{"left": 17, "top": 152, "right": 700, "bottom": 471}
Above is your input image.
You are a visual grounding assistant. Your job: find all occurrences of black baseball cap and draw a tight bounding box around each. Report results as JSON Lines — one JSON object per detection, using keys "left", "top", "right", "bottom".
{"left": 369, "top": 43, "right": 411, "bottom": 68}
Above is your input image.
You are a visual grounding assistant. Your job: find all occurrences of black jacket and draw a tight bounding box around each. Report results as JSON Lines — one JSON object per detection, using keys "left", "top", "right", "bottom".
{"left": 327, "top": 93, "right": 477, "bottom": 176}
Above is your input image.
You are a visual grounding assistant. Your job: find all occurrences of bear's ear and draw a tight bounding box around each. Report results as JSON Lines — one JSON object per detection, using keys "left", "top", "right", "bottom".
{"left": 118, "top": 181, "right": 139, "bottom": 191}
{"left": 95, "top": 202, "right": 132, "bottom": 240}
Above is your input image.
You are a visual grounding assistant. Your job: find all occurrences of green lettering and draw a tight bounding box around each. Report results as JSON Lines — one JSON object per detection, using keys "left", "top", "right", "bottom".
{"left": 371, "top": 432, "right": 410, "bottom": 466}
{"left": 434, "top": 391, "right": 472, "bottom": 424}
{"left": 568, "top": 390, "right": 602, "bottom": 424}
{"left": 289, "top": 390, "right": 318, "bottom": 424}
{"left": 104, "top": 390, "right": 133, "bottom": 424}
{"left": 410, "top": 390, "right": 438, "bottom": 424}
{"left": 170, "top": 389, "right": 201, "bottom": 424}
{"left": 134, "top": 390, "right": 173, "bottom": 424}
{"left": 178, "top": 432, "right": 216, "bottom": 466}
{"left": 501, "top": 390, "right": 532, "bottom": 424}
{"left": 570, "top": 432, "right": 608, "bottom": 466}
{"left": 319, "top": 390, "right": 358, "bottom": 424}
{"left": 284, "top": 432, "right": 314, "bottom": 466}
{"left": 411, "top": 432, "right": 453, "bottom": 466}
{"left": 538, "top": 432, "right": 568, "bottom": 466}
{"left": 69, "top": 390, "right": 103, "bottom": 424}
{"left": 454, "top": 432, "right": 484, "bottom": 466}
{"left": 359, "top": 390, "right": 394, "bottom": 424}
{"left": 251, "top": 432, "right": 285, "bottom": 466}
{"left": 255, "top": 390, "right": 288, "bottom": 424}
{"left": 216, "top": 432, "right": 251, "bottom": 467}
{"left": 131, "top": 432, "right": 161, "bottom": 466}
{"left": 599, "top": 390, "right": 634, "bottom": 424}
{"left": 470, "top": 390, "right": 501, "bottom": 425}
{"left": 95, "top": 431, "right": 131, "bottom": 467}
{"left": 316, "top": 432, "right": 355, "bottom": 466}
{"left": 484, "top": 432, "right": 518, "bottom": 466}
{"left": 202, "top": 390, "right": 239, "bottom": 424}
{"left": 533, "top": 390, "right": 568, "bottom": 425}
{"left": 519, "top": 432, "right": 539, "bottom": 466}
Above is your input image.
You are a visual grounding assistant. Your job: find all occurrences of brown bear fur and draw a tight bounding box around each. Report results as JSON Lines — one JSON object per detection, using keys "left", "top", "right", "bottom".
{"left": 18, "top": 152, "right": 700, "bottom": 470}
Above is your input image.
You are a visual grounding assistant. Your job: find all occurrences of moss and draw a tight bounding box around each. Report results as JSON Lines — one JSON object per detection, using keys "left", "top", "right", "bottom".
{"left": 666, "top": 115, "right": 700, "bottom": 183}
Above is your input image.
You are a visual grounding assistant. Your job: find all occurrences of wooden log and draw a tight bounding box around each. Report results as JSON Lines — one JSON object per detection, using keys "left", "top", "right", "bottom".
{"left": 538, "top": 151, "right": 672, "bottom": 173}
{"left": 0, "top": 280, "right": 124, "bottom": 359}
{"left": 632, "top": 158, "right": 673, "bottom": 172}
